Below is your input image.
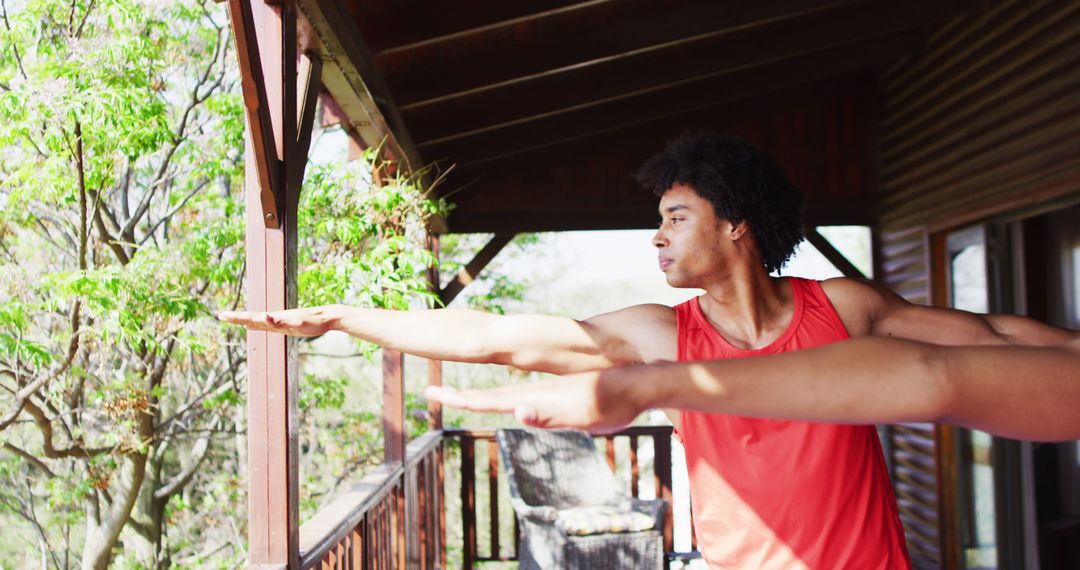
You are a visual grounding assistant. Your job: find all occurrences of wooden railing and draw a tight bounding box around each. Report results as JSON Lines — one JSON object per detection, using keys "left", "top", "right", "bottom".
{"left": 298, "top": 431, "right": 445, "bottom": 569}
{"left": 447, "top": 425, "right": 699, "bottom": 568}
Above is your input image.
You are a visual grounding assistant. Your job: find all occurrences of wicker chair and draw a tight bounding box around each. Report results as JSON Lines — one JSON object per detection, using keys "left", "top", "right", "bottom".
{"left": 496, "top": 428, "right": 666, "bottom": 569}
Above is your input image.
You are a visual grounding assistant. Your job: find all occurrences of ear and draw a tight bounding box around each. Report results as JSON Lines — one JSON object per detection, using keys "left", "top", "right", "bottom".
{"left": 728, "top": 220, "right": 750, "bottom": 241}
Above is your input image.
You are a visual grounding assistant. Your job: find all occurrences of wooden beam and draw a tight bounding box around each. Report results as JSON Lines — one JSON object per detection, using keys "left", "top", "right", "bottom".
{"left": 295, "top": 0, "right": 423, "bottom": 172}
{"left": 227, "top": 0, "right": 285, "bottom": 228}
{"left": 445, "top": 199, "right": 878, "bottom": 234}
{"left": 402, "top": 0, "right": 967, "bottom": 145}
{"left": 377, "top": 0, "right": 834, "bottom": 106}
{"left": 438, "top": 233, "right": 515, "bottom": 306}
{"left": 288, "top": 51, "right": 322, "bottom": 212}
{"left": 805, "top": 227, "right": 868, "bottom": 280}
{"left": 350, "top": 0, "right": 590, "bottom": 53}
{"left": 418, "top": 31, "right": 926, "bottom": 168}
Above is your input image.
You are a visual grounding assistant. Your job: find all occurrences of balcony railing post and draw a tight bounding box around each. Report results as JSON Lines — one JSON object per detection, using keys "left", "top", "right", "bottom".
{"left": 654, "top": 431, "right": 674, "bottom": 559}
{"left": 461, "top": 436, "right": 477, "bottom": 570}
{"left": 382, "top": 348, "right": 406, "bottom": 570}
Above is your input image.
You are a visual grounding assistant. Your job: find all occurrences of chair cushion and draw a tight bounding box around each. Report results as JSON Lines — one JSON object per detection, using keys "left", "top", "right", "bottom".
{"left": 554, "top": 505, "right": 657, "bottom": 536}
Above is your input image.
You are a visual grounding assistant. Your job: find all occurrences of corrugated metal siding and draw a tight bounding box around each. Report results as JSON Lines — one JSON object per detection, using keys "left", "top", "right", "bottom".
{"left": 878, "top": 0, "right": 1080, "bottom": 231}
{"left": 879, "top": 227, "right": 942, "bottom": 570}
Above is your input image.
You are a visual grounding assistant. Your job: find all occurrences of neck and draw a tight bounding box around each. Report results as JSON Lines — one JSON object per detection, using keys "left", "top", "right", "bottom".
{"left": 697, "top": 264, "right": 793, "bottom": 350}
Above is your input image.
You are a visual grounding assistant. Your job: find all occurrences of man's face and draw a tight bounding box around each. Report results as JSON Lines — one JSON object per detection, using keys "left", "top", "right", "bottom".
{"left": 652, "top": 183, "right": 733, "bottom": 288}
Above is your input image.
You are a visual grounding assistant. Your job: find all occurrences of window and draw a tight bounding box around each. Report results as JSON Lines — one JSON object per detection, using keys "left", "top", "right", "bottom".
{"left": 946, "top": 225, "right": 997, "bottom": 570}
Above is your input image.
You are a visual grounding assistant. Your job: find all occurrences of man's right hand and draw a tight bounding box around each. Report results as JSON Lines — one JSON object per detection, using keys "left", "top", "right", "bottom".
{"left": 218, "top": 306, "right": 341, "bottom": 337}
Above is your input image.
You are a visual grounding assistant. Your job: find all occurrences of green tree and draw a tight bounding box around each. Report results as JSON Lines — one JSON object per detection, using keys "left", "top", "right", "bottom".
{"left": 0, "top": 1, "right": 245, "bottom": 568}
{"left": 0, "top": 1, "right": 450, "bottom": 568}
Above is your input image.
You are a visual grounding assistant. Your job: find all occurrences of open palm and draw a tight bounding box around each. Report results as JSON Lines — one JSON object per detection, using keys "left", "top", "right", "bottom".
{"left": 218, "top": 307, "right": 339, "bottom": 337}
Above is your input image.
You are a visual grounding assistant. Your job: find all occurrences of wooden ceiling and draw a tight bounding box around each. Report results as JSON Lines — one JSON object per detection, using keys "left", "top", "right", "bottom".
{"left": 298, "top": 0, "right": 981, "bottom": 233}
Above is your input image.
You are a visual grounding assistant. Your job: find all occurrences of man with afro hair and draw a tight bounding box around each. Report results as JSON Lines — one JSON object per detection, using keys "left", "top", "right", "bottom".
{"left": 223, "top": 132, "right": 1078, "bottom": 569}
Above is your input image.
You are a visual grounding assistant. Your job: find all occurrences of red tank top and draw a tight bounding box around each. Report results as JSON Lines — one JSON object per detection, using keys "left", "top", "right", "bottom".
{"left": 674, "top": 277, "right": 910, "bottom": 569}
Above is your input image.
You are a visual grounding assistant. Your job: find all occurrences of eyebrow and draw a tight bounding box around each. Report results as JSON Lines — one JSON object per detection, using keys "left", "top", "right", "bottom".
{"left": 659, "top": 204, "right": 690, "bottom": 215}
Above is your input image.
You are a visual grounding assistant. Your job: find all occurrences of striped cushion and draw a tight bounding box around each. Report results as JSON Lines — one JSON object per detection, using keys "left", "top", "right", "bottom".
{"left": 555, "top": 505, "right": 656, "bottom": 536}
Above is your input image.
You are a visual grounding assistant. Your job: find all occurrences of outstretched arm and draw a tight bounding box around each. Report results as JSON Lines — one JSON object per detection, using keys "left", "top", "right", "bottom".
{"left": 218, "top": 303, "right": 674, "bottom": 374}
{"left": 822, "top": 278, "right": 1079, "bottom": 347}
{"left": 427, "top": 337, "right": 1080, "bottom": 441}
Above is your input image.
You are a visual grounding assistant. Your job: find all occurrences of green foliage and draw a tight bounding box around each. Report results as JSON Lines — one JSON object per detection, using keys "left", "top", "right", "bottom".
{"left": 0, "top": 1, "right": 534, "bottom": 567}
{"left": 299, "top": 160, "right": 445, "bottom": 312}
{"left": 0, "top": 0, "right": 252, "bottom": 567}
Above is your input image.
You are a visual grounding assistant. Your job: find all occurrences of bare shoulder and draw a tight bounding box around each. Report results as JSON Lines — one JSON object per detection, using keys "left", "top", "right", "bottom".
{"left": 818, "top": 277, "right": 896, "bottom": 337}
{"left": 584, "top": 303, "right": 676, "bottom": 332}
{"left": 583, "top": 304, "right": 678, "bottom": 362}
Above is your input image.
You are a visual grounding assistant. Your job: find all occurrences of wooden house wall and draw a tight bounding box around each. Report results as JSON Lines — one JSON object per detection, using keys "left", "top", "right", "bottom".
{"left": 877, "top": 227, "right": 945, "bottom": 570}
{"left": 877, "top": 0, "right": 1080, "bottom": 233}
{"left": 876, "top": 1, "right": 1079, "bottom": 568}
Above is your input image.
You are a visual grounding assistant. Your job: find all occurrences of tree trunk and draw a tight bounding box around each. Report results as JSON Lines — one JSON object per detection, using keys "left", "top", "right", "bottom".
{"left": 80, "top": 453, "right": 148, "bottom": 570}
{"left": 128, "top": 454, "right": 169, "bottom": 569}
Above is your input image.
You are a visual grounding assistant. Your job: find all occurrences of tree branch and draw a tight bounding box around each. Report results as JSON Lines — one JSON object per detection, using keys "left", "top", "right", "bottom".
{"left": 73, "top": 0, "right": 94, "bottom": 39}
{"left": 126, "top": 517, "right": 153, "bottom": 541}
{"left": 140, "top": 179, "right": 209, "bottom": 246}
{"left": 120, "top": 163, "right": 132, "bottom": 221}
{"left": 30, "top": 215, "right": 77, "bottom": 260}
{"left": 1, "top": 442, "right": 56, "bottom": 477}
{"left": 0, "top": 0, "right": 29, "bottom": 81}
{"left": 73, "top": 121, "right": 89, "bottom": 271}
{"left": 154, "top": 429, "right": 211, "bottom": 500}
{"left": 0, "top": 480, "right": 63, "bottom": 570}
{"left": 87, "top": 188, "right": 131, "bottom": 265}
{"left": 20, "top": 398, "right": 110, "bottom": 459}
{"left": 0, "top": 300, "right": 82, "bottom": 432}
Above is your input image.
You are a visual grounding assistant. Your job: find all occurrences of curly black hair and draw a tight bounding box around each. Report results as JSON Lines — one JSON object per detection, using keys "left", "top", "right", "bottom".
{"left": 636, "top": 132, "right": 805, "bottom": 274}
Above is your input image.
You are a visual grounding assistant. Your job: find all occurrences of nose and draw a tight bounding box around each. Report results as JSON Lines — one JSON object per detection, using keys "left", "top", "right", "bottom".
{"left": 652, "top": 227, "right": 667, "bottom": 249}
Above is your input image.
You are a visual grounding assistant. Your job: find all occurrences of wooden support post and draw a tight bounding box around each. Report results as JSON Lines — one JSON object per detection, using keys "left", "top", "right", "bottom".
{"left": 426, "top": 234, "right": 444, "bottom": 430}
{"left": 439, "top": 233, "right": 515, "bottom": 306}
{"left": 229, "top": 0, "right": 320, "bottom": 567}
{"left": 425, "top": 233, "right": 448, "bottom": 568}
{"left": 805, "top": 227, "right": 868, "bottom": 280}
{"left": 383, "top": 348, "right": 406, "bottom": 570}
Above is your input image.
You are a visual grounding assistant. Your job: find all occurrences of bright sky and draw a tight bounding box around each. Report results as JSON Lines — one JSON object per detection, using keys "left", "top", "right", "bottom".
{"left": 497, "top": 227, "right": 870, "bottom": 318}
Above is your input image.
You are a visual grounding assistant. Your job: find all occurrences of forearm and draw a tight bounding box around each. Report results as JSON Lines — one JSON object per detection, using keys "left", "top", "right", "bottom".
{"left": 982, "top": 313, "right": 1079, "bottom": 346}
{"left": 632, "top": 337, "right": 946, "bottom": 425}
{"left": 619, "top": 337, "right": 1080, "bottom": 441}
{"left": 331, "top": 305, "right": 505, "bottom": 363}
{"left": 331, "top": 305, "right": 614, "bottom": 372}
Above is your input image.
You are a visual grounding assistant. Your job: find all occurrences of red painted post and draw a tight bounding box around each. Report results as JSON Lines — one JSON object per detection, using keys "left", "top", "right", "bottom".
{"left": 426, "top": 234, "right": 444, "bottom": 431}
{"left": 383, "top": 349, "right": 405, "bottom": 464}
{"left": 382, "top": 348, "right": 405, "bottom": 569}
{"left": 231, "top": 0, "right": 302, "bottom": 567}
{"left": 425, "top": 233, "right": 447, "bottom": 569}
{"left": 461, "top": 437, "right": 477, "bottom": 570}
